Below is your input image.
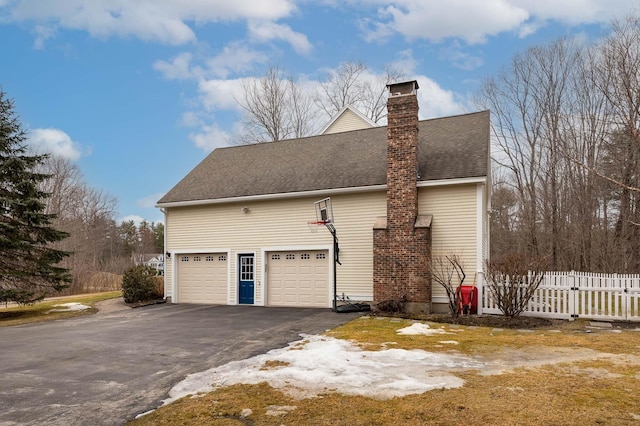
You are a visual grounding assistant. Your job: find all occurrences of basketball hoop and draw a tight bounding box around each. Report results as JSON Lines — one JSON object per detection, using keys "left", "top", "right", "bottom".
{"left": 307, "top": 220, "right": 326, "bottom": 233}
{"left": 309, "top": 196, "right": 340, "bottom": 311}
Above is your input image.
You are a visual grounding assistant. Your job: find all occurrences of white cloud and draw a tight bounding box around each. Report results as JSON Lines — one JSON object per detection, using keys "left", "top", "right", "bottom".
{"left": 354, "top": 0, "right": 638, "bottom": 44}
{"left": 248, "top": 20, "right": 313, "bottom": 54}
{"left": 206, "top": 42, "right": 269, "bottom": 78}
{"left": 415, "top": 75, "right": 466, "bottom": 119}
{"left": 184, "top": 63, "right": 464, "bottom": 150}
{"left": 189, "top": 122, "right": 232, "bottom": 151}
{"left": 153, "top": 52, "right": 203, "bottom": 80}
{"left": 32, "top": 24, "right": 56, "bottom": 49}
{"left": 119, "top": 214, "right": 145, "bottom": 226}
{"left": 5, "top": 0, "right": 298, "bottom": 45}
{"left": 137, "top": 193, "right": 167, "bottom": 209}
{"left": 154, "top": 42, "right": 268, "bottom": 82}
{"left": 370, "top": 0, "right": 530, "bottom": 44}
{"left": 28, "top": 128, "right": 84, "bottom": 160}
{"left": 392, "top": 49, "right": 418, "bottom": 75}
{"left": 197, "top": 78, "right": 246, "bottom": 111}
{"left": 512, "top": 0, "right": 636, "bottom": 25}
{"left": 180, "top": 111, "right": 202, "bottom": 127}
{"left": 439, "top": 42, "right": 484, "bottom": 71}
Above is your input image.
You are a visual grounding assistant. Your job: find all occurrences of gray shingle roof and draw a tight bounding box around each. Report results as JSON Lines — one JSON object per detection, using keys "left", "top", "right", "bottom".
{"left": 157, "top": 110, "right": 490, "bottom": 205}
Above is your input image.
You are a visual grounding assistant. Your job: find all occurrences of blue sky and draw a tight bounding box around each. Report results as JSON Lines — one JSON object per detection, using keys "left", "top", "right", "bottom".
{"left": 0, "top": 0, "right": 637, "bottom": 224}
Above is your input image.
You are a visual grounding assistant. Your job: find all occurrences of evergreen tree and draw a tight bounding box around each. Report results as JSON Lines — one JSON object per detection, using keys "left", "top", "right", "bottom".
{"left": 0, "top": 89, "right": 71, "bottom": 304}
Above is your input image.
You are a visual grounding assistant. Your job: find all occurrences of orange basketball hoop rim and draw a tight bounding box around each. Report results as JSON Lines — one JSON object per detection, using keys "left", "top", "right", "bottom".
{"left": 307, "top": 219, "right": 329, "bottom": 233}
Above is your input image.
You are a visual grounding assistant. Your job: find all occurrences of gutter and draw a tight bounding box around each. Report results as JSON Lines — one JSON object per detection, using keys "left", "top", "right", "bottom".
{"left": 155, "top": 176, "right": 487, "bottom": 209}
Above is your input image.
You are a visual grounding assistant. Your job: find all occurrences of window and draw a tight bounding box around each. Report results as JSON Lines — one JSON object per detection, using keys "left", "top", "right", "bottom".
{"left": 218, "top": 255, "right": 226, "bottom": 262}
{"left": 206, "top": 256, "right": 215, "bottom": 262}
{"left": 240, "top": 256, "right": 254, "bottom": 281}
{"left": 193, "top": 256, "right": 201, "bottom": 262}
{"left": 316, "top": 253, "right": 326, "bottom": 260}
{"left": 301, "top": 253, "right": 310, "bottom": 260}
{"left": 181, "top": 256, "right": 189, "bottom": 262}
{"left": 286, "top": 253, "right": 295, "bottom": 260}
{"left": 271, "top": 254, "right": 281, "bottom": 260}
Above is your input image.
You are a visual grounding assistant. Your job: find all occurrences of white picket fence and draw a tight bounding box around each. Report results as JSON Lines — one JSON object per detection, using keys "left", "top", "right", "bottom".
{"left": 480, "top": 271, "right": 640, "bottom": 322}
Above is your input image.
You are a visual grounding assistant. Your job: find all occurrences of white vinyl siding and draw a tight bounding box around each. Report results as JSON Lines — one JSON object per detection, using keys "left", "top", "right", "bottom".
{"left": 323, "top": 109, "right": 375, "bottom": 134}
{"left": 165, "top": 182, "right": 484, "bottom": 308}
{"left": 419, "top": 184, "right": 479, "bottom": 301}
{"left": 165, "top": 191, "right": 386, "bottom": 304}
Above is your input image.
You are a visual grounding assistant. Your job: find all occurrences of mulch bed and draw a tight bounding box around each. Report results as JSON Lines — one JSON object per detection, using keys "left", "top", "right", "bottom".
{"left": 369, "top": 308, "right": 640, "bottom": 330}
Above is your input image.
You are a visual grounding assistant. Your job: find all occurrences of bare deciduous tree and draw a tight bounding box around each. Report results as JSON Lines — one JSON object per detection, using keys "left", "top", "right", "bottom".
{"left": 236, "top": 65, "right": 315, "bottom": 144}
{"left": 430, "top": 253, "right": 466, "bottom": 317}
{"left": 315, "top": 62, "right": 404, "bottom": 123}
{"left": 37, "top": 154, "right": 124, "bottom": 293}
{"left": 236, "top": 61, "right": 404, "bottom": 145}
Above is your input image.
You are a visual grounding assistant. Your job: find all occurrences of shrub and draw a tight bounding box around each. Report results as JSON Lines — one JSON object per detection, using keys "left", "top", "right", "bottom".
{"left": 430, "top": 253, "right": 466, "bottom": 317}
{"left": 122, "top": 265, "right": 162, "bottom": 303}
{"left": 484, "top": 254, "right": 547, "bottom": 318}
{"left": 375, "top": 294, "right": 407, "bottom": 313}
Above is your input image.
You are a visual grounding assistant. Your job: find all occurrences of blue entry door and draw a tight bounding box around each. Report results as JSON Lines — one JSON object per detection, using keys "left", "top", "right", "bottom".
{"left": 238, "top": 254, "right": 255, "bottom": 304}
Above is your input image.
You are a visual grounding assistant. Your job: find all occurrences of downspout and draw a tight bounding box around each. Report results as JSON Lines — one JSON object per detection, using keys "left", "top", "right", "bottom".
{"left": 160, "top": 207, "right": 168, "bottom": 302}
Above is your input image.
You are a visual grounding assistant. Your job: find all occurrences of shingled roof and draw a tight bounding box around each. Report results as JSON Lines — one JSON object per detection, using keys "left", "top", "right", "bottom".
{"left": 157, "top": 110, "right": 490, "bottom": 205}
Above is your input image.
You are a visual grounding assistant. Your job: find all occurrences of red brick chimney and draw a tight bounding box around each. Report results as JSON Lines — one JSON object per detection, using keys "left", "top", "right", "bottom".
{"left": 373, "top": 80, "right": 432, "bottom": 314}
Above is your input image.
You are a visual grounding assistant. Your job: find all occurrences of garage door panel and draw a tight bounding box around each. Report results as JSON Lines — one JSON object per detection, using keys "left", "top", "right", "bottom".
{"left": 178, "top": 253, "right": 227, "bottom": 304}
{"left": 267, "top": 250, "right": 329, "bottom": 308}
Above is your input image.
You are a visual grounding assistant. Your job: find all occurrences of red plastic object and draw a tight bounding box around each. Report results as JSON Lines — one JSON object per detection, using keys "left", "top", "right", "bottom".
{"left": 456, "top": 285, "right": 478, "bottom": 315}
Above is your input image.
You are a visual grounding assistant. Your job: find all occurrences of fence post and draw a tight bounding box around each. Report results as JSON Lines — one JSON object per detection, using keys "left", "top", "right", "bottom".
{"left": 617, "top": 273, "right": 627, "bottom": 321}
{"left": 568, "top": 271, "right": 576, "bottom": 321}
{"left": 477, "top": 271, "right": 484, "bottom": 317}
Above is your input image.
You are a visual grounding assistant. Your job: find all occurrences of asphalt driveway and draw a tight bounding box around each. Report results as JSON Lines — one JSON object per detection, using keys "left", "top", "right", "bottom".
{"left": 0, "top": 303, "right": 360, "bottom": 425}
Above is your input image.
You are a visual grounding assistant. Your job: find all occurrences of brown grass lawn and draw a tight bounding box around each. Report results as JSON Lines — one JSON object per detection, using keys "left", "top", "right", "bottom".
{"left": 131, "top": 316, "right": 640, "bottom": 426}
{"left": 0, "top": 291, "right": 122, "bottom": 327}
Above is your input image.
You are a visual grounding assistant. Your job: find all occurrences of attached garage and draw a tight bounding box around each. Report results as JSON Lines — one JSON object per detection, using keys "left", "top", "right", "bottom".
{"left": 266, "top": 250, "right": 330, "bottom": 307}
{"left": 177, "top": 253, "right": 228, "bottom": 304}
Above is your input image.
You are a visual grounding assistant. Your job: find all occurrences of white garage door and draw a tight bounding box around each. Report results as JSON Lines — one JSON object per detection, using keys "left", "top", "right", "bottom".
{"left": 178, "top": 253, "right": 228, "bottom": 304}
{"left": 267, "top": 250, "right": 329, "bottom": 308}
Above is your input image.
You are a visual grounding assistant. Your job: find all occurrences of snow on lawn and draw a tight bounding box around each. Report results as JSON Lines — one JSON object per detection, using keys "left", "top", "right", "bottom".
{"left": 164, "top": 334, "right": 484, "bottom": 404}
{"left": 396, "top": 322, "right": 452, "bottom": 336}
{"left": 46, "top": 302, "right": 91, "bottom": 314}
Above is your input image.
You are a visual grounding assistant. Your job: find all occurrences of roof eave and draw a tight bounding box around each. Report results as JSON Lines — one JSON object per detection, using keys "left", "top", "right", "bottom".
{"left": 156, "top": 176, "right": 487, "bottom": 209}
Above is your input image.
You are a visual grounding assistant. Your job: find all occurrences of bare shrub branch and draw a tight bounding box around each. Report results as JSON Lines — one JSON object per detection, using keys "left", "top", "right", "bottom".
{"left": 484, "top": 254, "right": 547, "bottom": 318}
{"left": 430, "top": 253, "right": 466, "bottom": 317}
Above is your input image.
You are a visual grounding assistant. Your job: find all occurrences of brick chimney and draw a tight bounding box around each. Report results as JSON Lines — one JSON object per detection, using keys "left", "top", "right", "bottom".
{"left": 373, "top": 80, "right": 432, "bottom": 314}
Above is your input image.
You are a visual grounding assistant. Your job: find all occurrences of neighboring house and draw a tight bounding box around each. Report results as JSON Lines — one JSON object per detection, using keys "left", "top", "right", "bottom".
{"left": 156, "top": 80, "right": 490, "bottom": 313}
{"left": 133, "top": 253, "right": 165, "bottom": 275}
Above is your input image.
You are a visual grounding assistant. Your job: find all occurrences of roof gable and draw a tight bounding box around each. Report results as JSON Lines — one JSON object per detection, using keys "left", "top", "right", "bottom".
{"left": 320, "top": 105, "right": 377, "bottom": 134}
{"left": 157, "top": 110, "right": 490, "bottom": 205}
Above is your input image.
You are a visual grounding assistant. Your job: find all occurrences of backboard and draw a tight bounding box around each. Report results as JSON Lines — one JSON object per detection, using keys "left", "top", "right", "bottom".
{"left": 314, "top": 197, "right": 334, "bottom": 224}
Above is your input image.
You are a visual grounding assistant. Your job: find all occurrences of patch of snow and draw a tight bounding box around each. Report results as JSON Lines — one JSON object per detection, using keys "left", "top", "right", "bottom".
{"left": 396, "top": 323, "right": 451, "bottom": 336}
{"left": 134, "top": 409, "right": 155, "bottom": 419}
{"left": 439, "top": 340, "right": 459, "bottom": 345}
{"left": 164, "top": 334, "right": 483, "bottom": 404}
{"left": 46, "top": 302, "right": 91, "bottom": 314}
{"left": 266, "top": 405, "right": 297, "bottom": 416}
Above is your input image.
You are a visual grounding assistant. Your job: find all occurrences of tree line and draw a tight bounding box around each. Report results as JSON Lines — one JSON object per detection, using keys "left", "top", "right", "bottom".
{"left": 0, "top": 89, "right": 163, "bottom": 303}
{"left": 476, "top": 15, "right": 640, "bottom": 273}
{"left": 39, "top": 157, "right": 164, "bottom": 295}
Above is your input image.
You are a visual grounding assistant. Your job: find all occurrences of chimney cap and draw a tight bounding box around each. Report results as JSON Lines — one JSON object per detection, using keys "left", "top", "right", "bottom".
{"left": 386, "top": 80, "right": 419, "bottom": 96}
